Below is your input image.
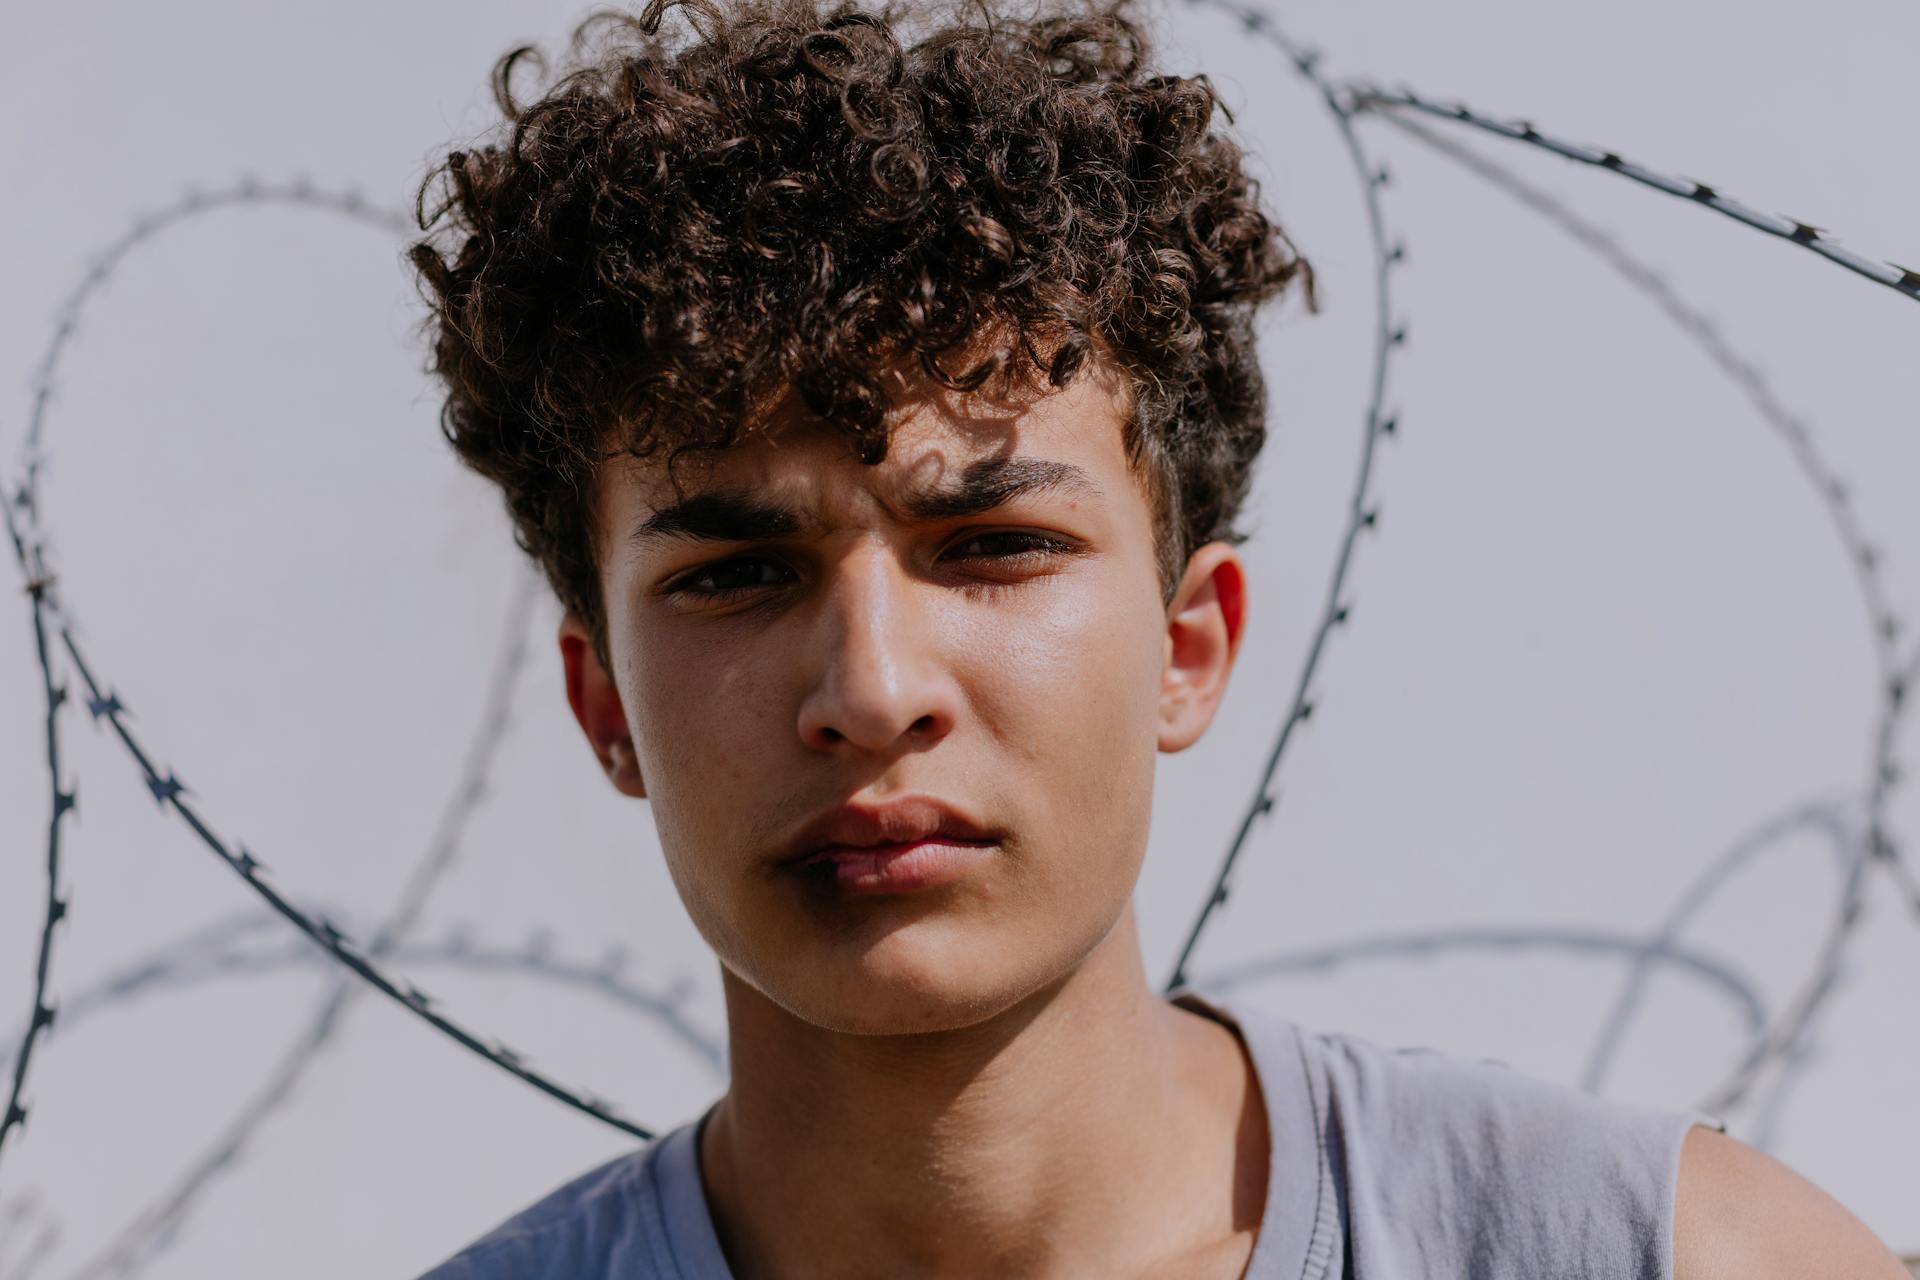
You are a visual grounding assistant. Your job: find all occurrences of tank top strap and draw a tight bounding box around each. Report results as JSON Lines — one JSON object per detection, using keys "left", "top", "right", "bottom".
{"left": 1175, "top": 985, "right": 1721, "bottom": 1279}
{"left": 1170, "top": 987, "right": 1345, "bottom": 1278}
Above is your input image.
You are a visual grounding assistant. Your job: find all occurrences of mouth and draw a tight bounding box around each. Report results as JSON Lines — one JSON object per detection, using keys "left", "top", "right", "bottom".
{"left": 775, "top": 795, "right": 1002, "bottom": 896}
{"left": 784, "top": 835, "right": 999, "bottom": 895}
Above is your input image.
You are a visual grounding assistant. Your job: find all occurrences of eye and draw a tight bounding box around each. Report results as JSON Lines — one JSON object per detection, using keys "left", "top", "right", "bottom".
{"left": 943, "top": 530, "right": 1076, "bottom": 564}
{"left": 666, "top": 555, "right": 794, "bottom": 600}
{"left": 662, "top": 532, "right": 1079, "bottom": 605}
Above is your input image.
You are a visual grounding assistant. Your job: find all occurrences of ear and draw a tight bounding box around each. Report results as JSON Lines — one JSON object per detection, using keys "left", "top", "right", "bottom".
{"left": 558, "top": 611, "right": 647, "bottom": 799}
{"left": 1158, "top": 541, "right": 1249, "bottom": 754}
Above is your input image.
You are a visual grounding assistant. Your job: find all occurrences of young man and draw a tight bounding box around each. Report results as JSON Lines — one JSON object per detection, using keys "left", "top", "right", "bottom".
{"left": 407, "top": 0, "right": 1908, "bottom": 1274}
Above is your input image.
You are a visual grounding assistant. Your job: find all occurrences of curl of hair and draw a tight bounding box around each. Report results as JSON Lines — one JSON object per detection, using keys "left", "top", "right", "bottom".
{"left": 409, "top": 0, "right": 1315, "bottom": 661}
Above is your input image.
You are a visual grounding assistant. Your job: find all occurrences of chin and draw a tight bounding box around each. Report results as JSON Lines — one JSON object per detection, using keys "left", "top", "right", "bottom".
{"left": 758, "top": 914, "right": 1072, "bottom": 1037}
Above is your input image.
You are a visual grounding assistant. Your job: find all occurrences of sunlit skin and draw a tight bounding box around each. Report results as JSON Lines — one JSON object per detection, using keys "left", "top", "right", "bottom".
{"left": 555, "top": 345, "right": 1909, "bottom": 1279}
{"left": 561, "top": 347, "right": 1268, "bottom": 1278}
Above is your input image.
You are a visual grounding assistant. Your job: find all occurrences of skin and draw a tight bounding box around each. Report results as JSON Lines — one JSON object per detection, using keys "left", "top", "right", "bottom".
{"left": 557, "top": 344, "right": 1906, "bottom": 1278}
{"left": 1673, "top": 1127, "right": 1909, "bottom": 1279}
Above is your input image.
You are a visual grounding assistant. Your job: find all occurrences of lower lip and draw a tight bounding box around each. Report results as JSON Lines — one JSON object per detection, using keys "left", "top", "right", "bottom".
{"left": 789, "top": 837, "right": 997, "bottom": 895}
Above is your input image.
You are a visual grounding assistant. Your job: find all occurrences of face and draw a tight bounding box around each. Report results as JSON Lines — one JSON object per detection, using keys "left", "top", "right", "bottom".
{"left": 560, "top": 350, "right": 1248, "bottom": 1034}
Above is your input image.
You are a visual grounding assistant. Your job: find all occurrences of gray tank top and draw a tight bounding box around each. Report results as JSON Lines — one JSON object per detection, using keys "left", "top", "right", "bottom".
{"left": 419, "top": 986, "right": 1717, "bottom": 1279}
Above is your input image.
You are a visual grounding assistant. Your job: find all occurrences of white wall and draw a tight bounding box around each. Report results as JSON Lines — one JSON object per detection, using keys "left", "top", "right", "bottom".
{"left": 1, "top": 0, "right": 1915, "bottom": 1273}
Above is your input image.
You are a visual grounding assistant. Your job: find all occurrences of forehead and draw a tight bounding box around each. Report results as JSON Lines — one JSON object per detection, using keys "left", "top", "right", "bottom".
{"left": 605, "top": 349, "right": 1140, "bottom": 528}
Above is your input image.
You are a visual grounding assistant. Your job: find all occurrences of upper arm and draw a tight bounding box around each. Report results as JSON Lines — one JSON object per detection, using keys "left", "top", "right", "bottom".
{"left": 1672, "top": 1124, "right": 1909, "bottom": 1280}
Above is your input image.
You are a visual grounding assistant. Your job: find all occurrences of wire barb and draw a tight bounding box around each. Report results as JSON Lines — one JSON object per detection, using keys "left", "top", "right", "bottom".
{"left": 1347, "top": 85, "right": 1920, "bottom": 304}
{"left": 1162, "top": 0, "right": 1409, "bottom": 994}
{"left": 1, "top": 177, "right": 659, "bottom": 1198}
{"left": 4, "top": 16, "right": 1918, "bottom": 1259}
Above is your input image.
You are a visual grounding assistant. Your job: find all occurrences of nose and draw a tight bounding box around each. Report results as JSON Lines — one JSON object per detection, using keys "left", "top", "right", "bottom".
{"left": 795, "top": 540, "right": 959, "bottom": 755}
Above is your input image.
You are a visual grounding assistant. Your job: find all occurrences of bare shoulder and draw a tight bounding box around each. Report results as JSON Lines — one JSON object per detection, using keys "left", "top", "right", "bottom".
{"left": 1673, "top": 1125, "right": 1909, "bottom": 1280}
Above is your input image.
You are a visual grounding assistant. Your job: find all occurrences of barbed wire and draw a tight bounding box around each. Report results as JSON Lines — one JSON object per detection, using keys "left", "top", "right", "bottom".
{"left": 1190, "top": 795, "right": 1867, "bottom": 1131}
{"left": 1581, "top": 801, "right": 1867, "bottom": 1112}
{"left": 1745, "top": 951, "right": 1844, "bottom": 1158}
{"left": 1200, "top": 924, "right": 1770, "bottom": 1040}
{"left": 0, "top": 523, "right": 73, "bottom": 1164}
{"left": 0, "top": 903, "right": 1775, "bottom": 1174}
{"left": 0, "top": 909, "right": 295, "bottom": 1076}
{"left": 1162, "top": 0, "right": 1409, "bottom": 993}
{"left": 12, "top": 822, "right": 1860, "bottom": 1168}
{"left": 3, "top": 5, "right": 1918, "bottom": 1268}
{"left": 64, "top": 570, "right": 541, "bottom": 1280}
{"left": 1355, "top": 106, "right": 1917, "bottom": 1111}
{"left": 0, "top": 896, "right": 1795, "bottom": 1123}
{"left": 1, "top": 915, "right": 723, "bottom": 1083}
{"left": 1347, "top": 86, "right": 1920, "bottom": 306}
{"left": 2, "top": 177, "right": 656, "bottom": 1154}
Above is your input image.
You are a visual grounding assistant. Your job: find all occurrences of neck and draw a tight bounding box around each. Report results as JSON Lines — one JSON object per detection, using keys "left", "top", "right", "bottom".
{"left": 698, "top": 908, "right": 1268, "bottom": 1280}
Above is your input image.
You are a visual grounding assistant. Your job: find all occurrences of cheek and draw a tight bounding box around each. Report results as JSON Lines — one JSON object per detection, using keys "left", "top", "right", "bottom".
{"left": 620, "top": 618, "right": 783, "bottom": 834}
{"left": 959, "top": 575, "right": 1165, "bottom": 801}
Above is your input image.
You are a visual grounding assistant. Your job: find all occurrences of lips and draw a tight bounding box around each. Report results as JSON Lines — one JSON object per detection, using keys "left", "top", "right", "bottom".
{"left": 794, "top": 835, "right": 997, "bottom": 894}
{"left": 771, "top": 790, "right": 998, "bottom": 871}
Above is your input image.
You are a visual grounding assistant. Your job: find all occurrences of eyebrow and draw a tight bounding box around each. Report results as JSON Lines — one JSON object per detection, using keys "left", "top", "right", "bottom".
{"left": 628, "top": 455, "right": 1099, "bottom": 549}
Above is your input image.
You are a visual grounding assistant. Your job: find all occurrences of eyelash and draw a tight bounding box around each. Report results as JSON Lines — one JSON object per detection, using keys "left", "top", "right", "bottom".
{"left": 664, "top": 531, "right": 1078, "bottom": 602}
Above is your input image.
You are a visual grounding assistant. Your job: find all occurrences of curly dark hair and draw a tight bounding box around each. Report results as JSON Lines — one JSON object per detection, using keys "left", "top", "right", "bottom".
{"left": 408, "top": 0, "right": 1314, "bottom": 664}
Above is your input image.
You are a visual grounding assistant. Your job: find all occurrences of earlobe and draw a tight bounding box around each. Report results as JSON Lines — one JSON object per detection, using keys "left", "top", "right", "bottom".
{"left": 1157, "top": 543, "right": 1249, "bottom": 754}
{"left": 557, "top": 612, "right": 648, "bottom": 799}
{"left": 604, "top": 736, "right": 646, "bottom": 798}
